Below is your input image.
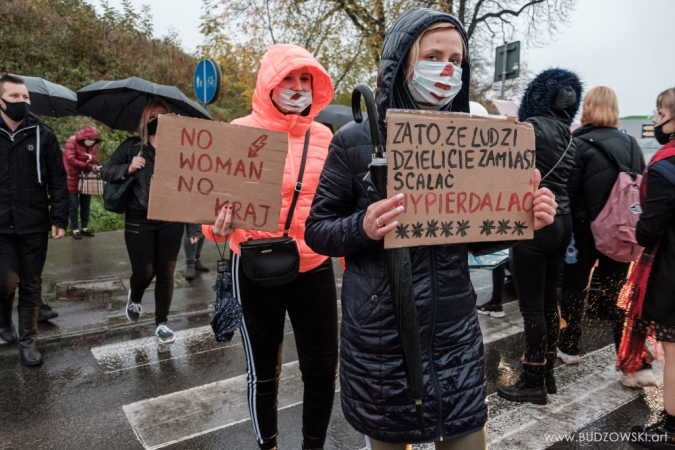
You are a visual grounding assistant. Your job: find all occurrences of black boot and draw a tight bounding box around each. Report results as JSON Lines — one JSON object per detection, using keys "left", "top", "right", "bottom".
{"left": 0, "top": 296, "right": 17, "bottom": 344}
{"left": 302, "top": 441, "right": 323, "bottom": 450}
{"left": 545, "top": 351, "right": 557, "bottom": 395}
{"left": 194, "top": 258, "right": 210, "bottom": 272}
{"left": 185, "top": 260, "right": 196, "bottom": 281}
{"left": 632, "top": 412, "right": 675, "bottom": 449}
{"left": 38, "top": 302, "right": 59, "bottom": 323}
{"left": 498, "top": 363, "right": 547, "bottom": 405}
{"left": 18, "top": 307, "right": 43, "bottom": 366}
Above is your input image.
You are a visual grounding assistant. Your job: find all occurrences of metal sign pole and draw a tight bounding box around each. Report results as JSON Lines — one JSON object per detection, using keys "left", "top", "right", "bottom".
{"left": 500, "top": 43, "right": 508, "bottom": 100}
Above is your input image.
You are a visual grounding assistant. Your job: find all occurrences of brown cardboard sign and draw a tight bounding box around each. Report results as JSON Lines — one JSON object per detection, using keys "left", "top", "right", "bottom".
{"left": 384, "top": 110, "right": 536, "bottom": 249}
{"left": 147, "top": 114, "right": 288, "bottom": 231}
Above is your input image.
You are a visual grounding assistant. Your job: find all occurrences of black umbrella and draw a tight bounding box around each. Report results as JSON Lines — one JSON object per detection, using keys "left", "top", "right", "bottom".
{"left": 12, "top": 74, "right": 78, "bottom": 117}
{"left": 76, "top": 76, "right": 212, "bottom": 132}
{"left": 211, "top": 257, "right": 242, "bottom": 342}
{"left": 352, "top": 84, "right": 425, "bottom": 432}
{"left": 316, "top": 104, "right": 366, "bottom": 127}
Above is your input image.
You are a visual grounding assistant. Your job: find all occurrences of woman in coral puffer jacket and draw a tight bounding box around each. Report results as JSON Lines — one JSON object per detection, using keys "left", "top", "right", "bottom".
{"left": 202, "top": 44, "right": 337, "bottom": 450}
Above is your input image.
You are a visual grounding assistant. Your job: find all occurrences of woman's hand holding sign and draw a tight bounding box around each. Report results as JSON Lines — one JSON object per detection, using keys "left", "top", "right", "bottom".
{"left": 364, "top": 193, "right": 406, "bottom": 240}
{"left": 211, "top": 205, "right": 235, "bottom": 237}
{"left": 531, "top": 168, "right": 557, "bottom": 230}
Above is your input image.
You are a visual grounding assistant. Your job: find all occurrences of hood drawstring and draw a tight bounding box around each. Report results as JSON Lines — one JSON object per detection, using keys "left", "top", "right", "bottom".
{"left": 36, "top": 125, "right": 42, "bottom": 185}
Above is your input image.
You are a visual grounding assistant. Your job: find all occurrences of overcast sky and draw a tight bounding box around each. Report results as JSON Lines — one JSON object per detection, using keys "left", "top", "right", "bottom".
{"left": 85, "top": 0, "right": 673, "bottom": 117}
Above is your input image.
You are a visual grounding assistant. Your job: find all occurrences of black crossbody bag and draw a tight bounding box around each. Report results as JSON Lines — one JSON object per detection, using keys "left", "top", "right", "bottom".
{"left": 238, "top": 129, "right": 310, "bottom": 287}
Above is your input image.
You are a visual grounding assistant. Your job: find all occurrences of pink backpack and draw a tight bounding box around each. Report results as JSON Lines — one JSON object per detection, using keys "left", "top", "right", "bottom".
{"left": 580, "top": 137, "right": 644, "bottom": 262}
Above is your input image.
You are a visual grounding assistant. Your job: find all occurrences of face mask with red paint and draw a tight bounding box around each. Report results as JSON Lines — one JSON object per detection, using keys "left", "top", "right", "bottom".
{"left": 408, "top": 61, "right": 463, "bottom": 110}
{"left": 271, "top": 87, "right": 313, "bottom": 113}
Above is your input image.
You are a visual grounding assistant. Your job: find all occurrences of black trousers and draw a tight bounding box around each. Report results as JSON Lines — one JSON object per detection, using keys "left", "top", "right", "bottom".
{"left": 124, "top": 210, "right": 183, "bottom": 326}
{"left": 69, "top": 193, "right": 91, "bottom": 231}
{"left": 232, "top": 253, "right": 338, "bottom": 450}
{"left": 559, "top": 223, "right": 630, "bottom": 355}
{"left": 510, "top": 214, "right": 572, "bottom": 365}
{"left": 0, "top": 232, "right": 48, "bottom": 311}
{"left": 491, "top": 263, "right": 506, "bottom": 306}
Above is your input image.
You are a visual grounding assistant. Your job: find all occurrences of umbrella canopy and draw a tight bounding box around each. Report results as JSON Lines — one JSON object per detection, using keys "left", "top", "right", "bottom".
{"left": 77, "top": 76, "right": 212, "bottom": 132}
{"left": 316, "top": 104, "right": 366, "bottom": 127}
{"left": 11, "top": 74, "right": 78, "bottom": 117}
{"left": 352, "top": 84, "right": 425, "bottom": 431}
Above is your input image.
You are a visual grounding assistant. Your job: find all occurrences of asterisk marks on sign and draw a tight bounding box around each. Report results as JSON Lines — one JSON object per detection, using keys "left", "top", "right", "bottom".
{"left": 412, "top": 222, "right": 424, "bottom": 238}
{"left": 513, "top": 221, "right": 528, "bottom": 236}
{"left": 496, "top": 219, "right": 512, "bottom": 235}
{"left": 440, "top": 221, "right": 454, "bottom": 237}
{"left": 395, "top": 223, "right": 410, "bottom": 240}
{"left": 456, "top": 220, "right": 470, "bottom": 237}
{"left": 479, "top": 220, "right": 496, "bottom": 236}
{"left": 426, "top": 220, "right": 439, "bottom": 238}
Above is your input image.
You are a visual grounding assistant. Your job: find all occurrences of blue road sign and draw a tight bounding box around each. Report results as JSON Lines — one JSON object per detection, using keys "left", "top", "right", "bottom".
{"left": 194, "top": 59, "right": 221, "bottom": 104}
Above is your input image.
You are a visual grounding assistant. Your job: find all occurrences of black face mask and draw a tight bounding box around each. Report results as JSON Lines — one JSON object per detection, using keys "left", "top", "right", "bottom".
{"left": 147, "top": 118, "right": 158, "bottom": 136}
{"left": 1, "top": 99, "right": 30, "bottom": 123}
{"left": 654, "top": 118, "right": 674, "bottom": 145}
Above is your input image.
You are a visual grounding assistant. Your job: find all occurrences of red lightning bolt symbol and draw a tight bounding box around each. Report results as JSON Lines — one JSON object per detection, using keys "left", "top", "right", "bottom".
{"left": 248, "top": 134, "right": 268, "bottom": 158}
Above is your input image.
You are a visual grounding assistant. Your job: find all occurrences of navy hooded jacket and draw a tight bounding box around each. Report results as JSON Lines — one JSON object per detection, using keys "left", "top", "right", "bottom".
{"left": 305, "top": 8, "right": 488, "bottom": 444}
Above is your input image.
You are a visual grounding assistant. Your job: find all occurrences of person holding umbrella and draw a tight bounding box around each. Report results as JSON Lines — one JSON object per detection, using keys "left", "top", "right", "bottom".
{"left": 204, "top": 44, "right": 337, "bottom": 450}
{"left": 0, "top": 74, "right": 68, "bottom": 366}
{"left": 63, "top": 126, "right": 100, "bottom": 240}
{"left": 100, "top": 99, "right": 183, "bottom": 344}
{"left": 304, "top": 8, "right": 557, "bottom": 449}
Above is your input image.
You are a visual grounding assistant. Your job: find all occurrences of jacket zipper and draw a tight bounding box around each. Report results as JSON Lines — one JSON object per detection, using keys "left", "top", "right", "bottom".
{"left": 0, "top": 125, "right": 37, "bottom": 142}
{"left": 428, "top": 246, "right": 444, "bottom": 441}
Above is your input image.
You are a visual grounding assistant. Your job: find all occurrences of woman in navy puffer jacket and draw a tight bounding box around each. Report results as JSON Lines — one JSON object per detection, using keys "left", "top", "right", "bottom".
{"left": 305, "top": 8, "right": 558, "bottom": 450}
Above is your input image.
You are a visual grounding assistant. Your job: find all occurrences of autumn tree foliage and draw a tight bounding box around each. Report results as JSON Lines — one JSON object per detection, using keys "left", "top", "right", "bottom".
{"left": 199, "top": 0, "right": 577, "bottom": 108}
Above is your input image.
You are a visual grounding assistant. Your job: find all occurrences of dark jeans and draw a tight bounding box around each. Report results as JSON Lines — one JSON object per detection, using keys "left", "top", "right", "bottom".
{"left": 183, "top": 228, "right": 205, "bottom": 261}
{"left": 69, "top": 193, "right": 91, "bottom": 230}
{"left": 510, "top": 214, "right": 572, "bottom": 365}
{"left": 491, "top": 263, "right": 507, "bottom": 306}
{"left": 559, "top": 223, "right": 630, "bottom": 355}
{"left": 232, "top": 253, "right": 338, "bottom": 450}
{"left": 124, "top": 210, "right": 183, "bottom": 326}
{"left": 0, "top": 233, "right": 48, "bottom": 311}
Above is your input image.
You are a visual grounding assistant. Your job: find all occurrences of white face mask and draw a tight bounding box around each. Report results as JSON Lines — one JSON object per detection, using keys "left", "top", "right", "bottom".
{"left": 84, "top": 139, "right": 96, "bottom": 147}
{"left": 408, "top": 61, "right": 463, "bottom": 110}
{"left": 271, "top": 87, "right": 313, "bottom": 113}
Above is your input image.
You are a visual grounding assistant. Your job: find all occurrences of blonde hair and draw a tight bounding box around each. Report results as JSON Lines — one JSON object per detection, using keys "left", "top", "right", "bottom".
{"left": 138, "top": 99, "right": 171, "bottom": 146}
{"left": 580, "top": 86, "right": 620, "bottom": 128}
{"left": 657, "top": 88, "right": 675, "bottom": 117}
{"left": 404, "top": 23, "right": 466, "bottom": 82}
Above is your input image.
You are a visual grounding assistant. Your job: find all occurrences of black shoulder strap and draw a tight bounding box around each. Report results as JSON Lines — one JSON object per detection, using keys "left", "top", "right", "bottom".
{"left": 651, "top": 160, "right": 675, "bottom": 187}
{"left": 578, "top": 137, "right": 632, "bottom": 174}
{"left": 283, "top": 129, "right": 311, "bottom": 236}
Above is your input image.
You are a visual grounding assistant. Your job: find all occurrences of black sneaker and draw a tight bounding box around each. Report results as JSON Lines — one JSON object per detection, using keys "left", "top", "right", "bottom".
{"left": 38, "top": 303, "right": 59, "bottom": 322}
{"left": 125, "top": 290, "right": 142, "bottom": 323}
{"left": 155, "top": 323, "right": 175, "bottom": 344}
{"left": 72, "top": 231, "right": 82, "bottom": 240}
{"left": 477, "top": 302, "right": 505, "bottom": 318}
{"left": 80, "top": 229, "right": 95, "bottom": 237}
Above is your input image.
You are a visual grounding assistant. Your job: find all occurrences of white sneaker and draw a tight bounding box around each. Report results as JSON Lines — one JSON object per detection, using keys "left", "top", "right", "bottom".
{"left": 155, "top": 323, "right": 176, "bottom": 344}
{"left": 621, "top": 367, "right": 658, "bottom": 388}
{"left": 557, "top": 348, "right": 581, "bottom": 365}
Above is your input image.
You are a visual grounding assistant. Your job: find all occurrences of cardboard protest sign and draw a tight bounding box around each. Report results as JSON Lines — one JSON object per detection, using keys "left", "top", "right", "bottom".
{"left": 147, "top": 114, "right": 288, "bottom": 231}
{"left": 384, "top": 110, "right": 536, "bottom": 249}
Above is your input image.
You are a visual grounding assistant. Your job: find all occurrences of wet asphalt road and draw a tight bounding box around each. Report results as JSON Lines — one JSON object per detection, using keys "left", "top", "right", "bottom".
{"left": 0, "top": 231, "right": 663, "bottom": 450}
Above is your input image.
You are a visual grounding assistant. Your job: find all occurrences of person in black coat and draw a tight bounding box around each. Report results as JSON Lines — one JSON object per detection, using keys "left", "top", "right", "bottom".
{"left": 100, "top": 99, "right": 183, "bottom": 344}
{"left": 0, "top": 74, "right": 68, "bottom": 366}
{"left": 305, "top": 8, "right": 557, "bottom": 449}
{"left": 497, "top": 69, "right": 582, "bottom": 406}
{"left": 621, "top": 87, "right": 675, "bottom": 448}
{"left": 558, "top": 87, "right": 651, "bottom": 386}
